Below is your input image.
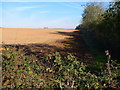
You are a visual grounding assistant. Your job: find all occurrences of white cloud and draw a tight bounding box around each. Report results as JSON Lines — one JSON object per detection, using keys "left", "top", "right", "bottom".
{"left": 61, "top": 3, "right": 84, "bottom": 9}
{"left": 15, "top": 6, "right": 43, "bottom": 11}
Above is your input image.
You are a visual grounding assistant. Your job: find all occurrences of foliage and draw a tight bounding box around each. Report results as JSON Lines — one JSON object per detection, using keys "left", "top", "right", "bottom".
{"left": 82, "top": 2, "right": 105, "bottom": 30}
{"left": 48, "top": 52, "right": 120, "bottom": 89}
{"left": 95, "top": 1, "right": 120, "bottom": 49}
{"left": 2, "top": 47, "right": 47, "bottom": 88}
{"left": 2, "top": 47, "right": 120, "bottom": 89}
{"left": 79, "top": 1, "right": 120, "bottom": 59}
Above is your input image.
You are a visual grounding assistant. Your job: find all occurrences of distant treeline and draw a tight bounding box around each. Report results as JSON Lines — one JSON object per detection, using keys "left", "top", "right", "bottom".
{"left": 76, "top": 1, "right": 120, "bottom": 58}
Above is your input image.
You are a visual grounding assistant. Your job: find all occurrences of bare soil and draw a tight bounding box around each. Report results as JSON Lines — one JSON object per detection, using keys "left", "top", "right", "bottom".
{"left": 2, "top": 28, "right": 92, "bottom": 62}
{"left": 2, "top": 28, "right": 73, "bottom": 46}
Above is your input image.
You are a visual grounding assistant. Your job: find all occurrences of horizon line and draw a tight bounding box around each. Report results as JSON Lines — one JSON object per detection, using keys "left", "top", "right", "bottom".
{"left": 1, "top": 27, "right": 75, "bottom": 29}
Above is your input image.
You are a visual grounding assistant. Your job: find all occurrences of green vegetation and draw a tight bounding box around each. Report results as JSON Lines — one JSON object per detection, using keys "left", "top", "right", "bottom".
{"left": 75, "top": 2, "right": 120, "bottom": 88}
{"left": 2, "top": 47, "right": 120, "bottom": 89}
{"left": 81, "top": 30, "right": 107, "bottom": 73}
{"left": 76, "top": 1, "right": 120, "bottom": 59}
{"left": 1, "top": 1, "right": 120, "bottom": 89}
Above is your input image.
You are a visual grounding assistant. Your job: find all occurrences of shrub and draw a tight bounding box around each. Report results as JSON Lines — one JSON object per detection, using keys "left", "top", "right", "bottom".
{"left": 2, "top": 47, "right": 46, "bottom": 88}
{"left": 2, "top": 47, "right": 120, "bottom": 89}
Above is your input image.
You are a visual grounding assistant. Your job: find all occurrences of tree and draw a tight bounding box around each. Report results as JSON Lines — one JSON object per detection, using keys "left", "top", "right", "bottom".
{"left": 80, "top": 1, "right": 120, "bottom": 59}
{"left": 96, "top": 1, "right": 120, "bottom": 49}
{"left": 82, "top": 2, "right": 105, "bottom": 30}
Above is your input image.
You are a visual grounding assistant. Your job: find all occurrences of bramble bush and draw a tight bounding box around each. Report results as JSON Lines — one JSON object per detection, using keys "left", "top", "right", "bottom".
{"left": 2, "top": 47, "right": 46, "bottom": 88}
{"left": 2, "top": 47, "right": 120, "bottom": 89}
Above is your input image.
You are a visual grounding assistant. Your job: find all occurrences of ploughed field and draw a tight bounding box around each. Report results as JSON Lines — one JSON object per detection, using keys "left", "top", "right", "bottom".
{"left": 2, "top": 28, "right": 74, "bottom": 46}
{"left": 2, "top": 28, "right": 92, "bottom": 62}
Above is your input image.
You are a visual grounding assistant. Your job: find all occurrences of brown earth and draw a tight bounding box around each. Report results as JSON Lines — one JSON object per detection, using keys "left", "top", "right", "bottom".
{"left": 2, "top": 28, "right": 92, "bottom": 62}
{"left": 2, "top": 28, "right": 74, "bottom": 46}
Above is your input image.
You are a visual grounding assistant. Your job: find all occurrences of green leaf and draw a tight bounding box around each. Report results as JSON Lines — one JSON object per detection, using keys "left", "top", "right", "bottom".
{"left": 6, "top": 53, "right": 11, "bottom": 58}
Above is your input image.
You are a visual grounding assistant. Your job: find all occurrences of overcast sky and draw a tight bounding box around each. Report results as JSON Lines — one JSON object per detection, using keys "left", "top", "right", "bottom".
{"left": 1, "top": 1, "right": 110, "bottom": 29}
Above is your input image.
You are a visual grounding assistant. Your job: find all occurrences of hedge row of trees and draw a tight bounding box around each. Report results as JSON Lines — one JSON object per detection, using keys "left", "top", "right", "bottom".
{"left": 76, "top": 1, "right": 120, "bottom": 56}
